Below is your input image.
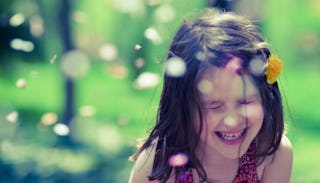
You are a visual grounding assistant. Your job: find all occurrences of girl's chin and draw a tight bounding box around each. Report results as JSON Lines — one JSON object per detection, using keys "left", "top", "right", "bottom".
{"left": 214, "top": 136, "right": 253, "bottom": 159}
{"left": 201, "top": 142, "right": 248, "bottom": 159}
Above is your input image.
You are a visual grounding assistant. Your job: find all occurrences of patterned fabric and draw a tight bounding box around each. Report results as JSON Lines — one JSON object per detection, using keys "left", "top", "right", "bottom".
{"left": 233, "top": 143, "right": 259, "bottom": 183}
{"left": 175, "top": 168, "right": 194, "bottom": 183}
{"left": 175, "top": 143, "right": 259, "bottom": 183}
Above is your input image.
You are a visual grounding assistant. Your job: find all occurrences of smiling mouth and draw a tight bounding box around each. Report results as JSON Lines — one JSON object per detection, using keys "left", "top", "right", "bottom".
{"left": 215, "top": 129, "right": 246, "bottom": 142}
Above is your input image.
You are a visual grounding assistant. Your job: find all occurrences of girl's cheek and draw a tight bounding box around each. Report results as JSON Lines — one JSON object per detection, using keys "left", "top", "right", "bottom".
{"left": 204, "top": 111, "right": 222, "bottom": 127}
{"left": 245, "top": 105, "right": 264, "bottom": 122}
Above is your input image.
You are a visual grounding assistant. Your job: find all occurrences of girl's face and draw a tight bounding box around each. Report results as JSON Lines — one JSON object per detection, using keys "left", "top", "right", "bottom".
{"left": 197, "top": 57, "right": 264, "bottom": 159}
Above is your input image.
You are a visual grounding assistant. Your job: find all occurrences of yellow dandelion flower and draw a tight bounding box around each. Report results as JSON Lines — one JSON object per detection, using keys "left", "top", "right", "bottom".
{"left": 266, "top": 54, "right": 283, "bottom": 84}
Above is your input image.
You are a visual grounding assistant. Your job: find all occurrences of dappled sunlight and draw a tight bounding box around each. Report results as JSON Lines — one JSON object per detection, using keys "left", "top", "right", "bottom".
{"left": 0, "top": 0, "right": 319, "bottom": 182}
{"left": 9, "top": 13, "right": 25, "bottom": 27}
{"left": 133, "top": 72, "right": 160, "bottom": 90}
{"left": 72, "top": 11, "right": 88, "bottom": 24}
{"left": 40, "top": 112, "right": 58, "bottom": 126}
{"left": 29, "top": 70, "right": 40, "bottom": 77}
{"left": 71, "top": 117, "right": 126, "bottom": 154}
{"left": 0, "top": 111, "right": 137, "bottom": 182}
{"left": 60, "top": 50, "right": 90, "bottom": 79}
{"left": 5, "top": 111, "right": 19, "bottom": 124}
{"left": 112, "top": 0, "right": 145, "bottom": 16}
{"left": 53, "top": 123, "right": 70, "bottom": 136}
{"left": 0, "top": 105, "right": 19, "bottom": 137}
{"left": 154, "top": 4, "right": 176, "bottom": 23}
{"left": 99, "top": 43, "right": 118, "bottom": 62}
{"left": 0, "top": 140, "right": 96, "bottom": 174}
{"left": 78, "top": 105, "right": 96, "bottom": 117}
{"left": 248, "top": 57, "right": 266, "bottom": 76}
{"left": 107, "top": 64, "right": 128, "bottom": 79}
{"left": 144, "top": 27, "right": 163, "bottom": 45}
{"left": 165, "top": 57, "right": 186, "bottom": 77}
{"left": 197, "top": 79, "right": 213, "bottom": 95}
{"left": 134, "top": 57, "right": 145, "bottom": 69}
{"left": 29, "top": 15, "right": 44, "bottom": 37}
{"left": 195, "top": 51, "right": 206, "bottom": 62}
{"left": 15, "top": 78, "right": 27, "bottom": 89}
{"left": 10, "top": 39, "right": 34, "bottom": 52}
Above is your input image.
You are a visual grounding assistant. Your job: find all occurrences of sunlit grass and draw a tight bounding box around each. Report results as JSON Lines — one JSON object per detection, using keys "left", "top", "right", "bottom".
{"left": 0, "top": 60, "right": 64, "bottom": 112}
{"left": 290, "top": 132, "right": 320, "bottom": 182}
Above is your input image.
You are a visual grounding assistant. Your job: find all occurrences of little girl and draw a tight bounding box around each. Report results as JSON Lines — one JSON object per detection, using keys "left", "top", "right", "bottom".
{"left": 129, "top": 10, "right": 293, "bottom": 183}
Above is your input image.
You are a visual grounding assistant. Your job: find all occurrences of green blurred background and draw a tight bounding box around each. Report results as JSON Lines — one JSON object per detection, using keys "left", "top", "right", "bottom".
{"left": 0, "top": 0, "right": 319, "bottom": 182}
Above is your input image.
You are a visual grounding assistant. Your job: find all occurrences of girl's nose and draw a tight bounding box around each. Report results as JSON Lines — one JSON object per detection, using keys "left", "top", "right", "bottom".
{"left": 223, "top": 116, "right": 238, "bottom": 127}
{"left": 223, "top": 106, "right": 246, "bottom": 128}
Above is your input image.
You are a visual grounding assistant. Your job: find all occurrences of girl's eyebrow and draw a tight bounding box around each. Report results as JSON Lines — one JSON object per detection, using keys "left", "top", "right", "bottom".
{"left": 240, "top": 93, "right": 260, "bottom": 100}
{"left": 204, "top": 94, "right": 260, "bottom": 104}
{"left": 204, "top": 100, "right": 222, "bottom": 106}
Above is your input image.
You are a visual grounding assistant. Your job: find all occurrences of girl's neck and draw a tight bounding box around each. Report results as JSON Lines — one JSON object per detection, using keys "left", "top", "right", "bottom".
{"left": 196, "top": 144, "right": 239, "bottom": 182}
{"left": 197, "top": 143, "right": 238, "bottom": 167}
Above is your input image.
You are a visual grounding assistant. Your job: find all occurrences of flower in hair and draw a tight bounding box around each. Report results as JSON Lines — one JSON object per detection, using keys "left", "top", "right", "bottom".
{"left": 266, "top": 54, "right": 283, "bottom": 84}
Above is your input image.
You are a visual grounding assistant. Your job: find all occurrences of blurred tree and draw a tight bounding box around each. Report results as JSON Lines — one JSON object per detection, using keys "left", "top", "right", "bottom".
{"left": 0, "top": 0, "right": 43, "bottom": 72}
{"left": 57, "top": 0, "right": 75, "bottom": 146}
{"left": 207, "top": 0, "right": 233, "bottom": 11}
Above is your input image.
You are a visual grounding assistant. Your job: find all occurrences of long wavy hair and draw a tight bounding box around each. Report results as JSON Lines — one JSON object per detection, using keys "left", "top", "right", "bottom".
{"left": 131, "top": 10, "right": 284, "bottom": 183}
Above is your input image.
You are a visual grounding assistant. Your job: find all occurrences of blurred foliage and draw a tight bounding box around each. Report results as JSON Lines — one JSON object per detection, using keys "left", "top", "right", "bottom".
{"left": 0, "top": 0, "right": 320, "bottom": 182}
{"left": 0, "top": 0, "right": 206, "bottom": 182}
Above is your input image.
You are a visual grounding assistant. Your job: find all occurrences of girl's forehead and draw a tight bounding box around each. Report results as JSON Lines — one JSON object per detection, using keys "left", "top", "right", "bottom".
{"left": 200, "top": 57, "right": 242, "bottom": 85}
{"left": 198, "top": 61, "right": 259, "bottom": 100}
{"left": 224, "top": 57, "right": 242, "bottom": 74}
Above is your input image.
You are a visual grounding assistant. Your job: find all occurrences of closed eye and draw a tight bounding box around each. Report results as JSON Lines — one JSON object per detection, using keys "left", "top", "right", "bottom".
{"left": 240, "top": 100, "right": 254, "bottom": 105}
{"left": 239, "top": 94, "right": 260, "bottom": 105}
{"left": 206, "top": 104, "right": 223, "bottom": 110}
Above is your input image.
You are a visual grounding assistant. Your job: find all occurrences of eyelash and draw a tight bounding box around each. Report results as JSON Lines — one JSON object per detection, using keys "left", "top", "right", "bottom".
{"left": 240, "top": 100, "right": 253, "bottom": 105}
{"left": 207, "top": 105, "right": 223, "bottom": 110}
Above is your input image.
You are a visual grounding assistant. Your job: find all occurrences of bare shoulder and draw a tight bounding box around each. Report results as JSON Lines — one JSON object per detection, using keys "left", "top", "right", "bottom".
{"left": 128, "top": 141, "right": 157, "bottom": 183}
{"left": 260, "top": 135, "right": 293, "bottom": 183}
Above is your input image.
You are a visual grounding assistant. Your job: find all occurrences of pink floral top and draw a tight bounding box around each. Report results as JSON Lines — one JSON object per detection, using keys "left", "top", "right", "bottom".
{"left": 175, "top": 143, "right": 259, "bottom": 183}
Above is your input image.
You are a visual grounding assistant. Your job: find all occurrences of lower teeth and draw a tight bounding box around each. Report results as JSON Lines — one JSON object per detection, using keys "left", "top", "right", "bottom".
{"left": 223, "top": 136, "right": 238, "bottom": 141}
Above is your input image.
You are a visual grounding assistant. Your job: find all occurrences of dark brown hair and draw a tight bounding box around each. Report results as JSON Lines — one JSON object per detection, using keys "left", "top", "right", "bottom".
{"left": 131, "top": 10, "right": 284, "bottom": 183}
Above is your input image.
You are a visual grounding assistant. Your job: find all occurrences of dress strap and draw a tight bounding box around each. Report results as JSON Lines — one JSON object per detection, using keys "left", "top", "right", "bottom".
{"left": 233, "top": 143, "right": 259, "bottom": 183}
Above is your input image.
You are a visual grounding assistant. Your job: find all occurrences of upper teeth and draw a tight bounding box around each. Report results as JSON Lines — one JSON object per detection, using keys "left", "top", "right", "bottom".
{"left": 220, "top": 130, "right": 244, "bottom": 141}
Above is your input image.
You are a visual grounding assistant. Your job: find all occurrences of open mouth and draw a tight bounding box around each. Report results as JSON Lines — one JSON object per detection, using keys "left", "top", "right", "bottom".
{"left": 215, "top": 129, "right": 246, "bottom": 144}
